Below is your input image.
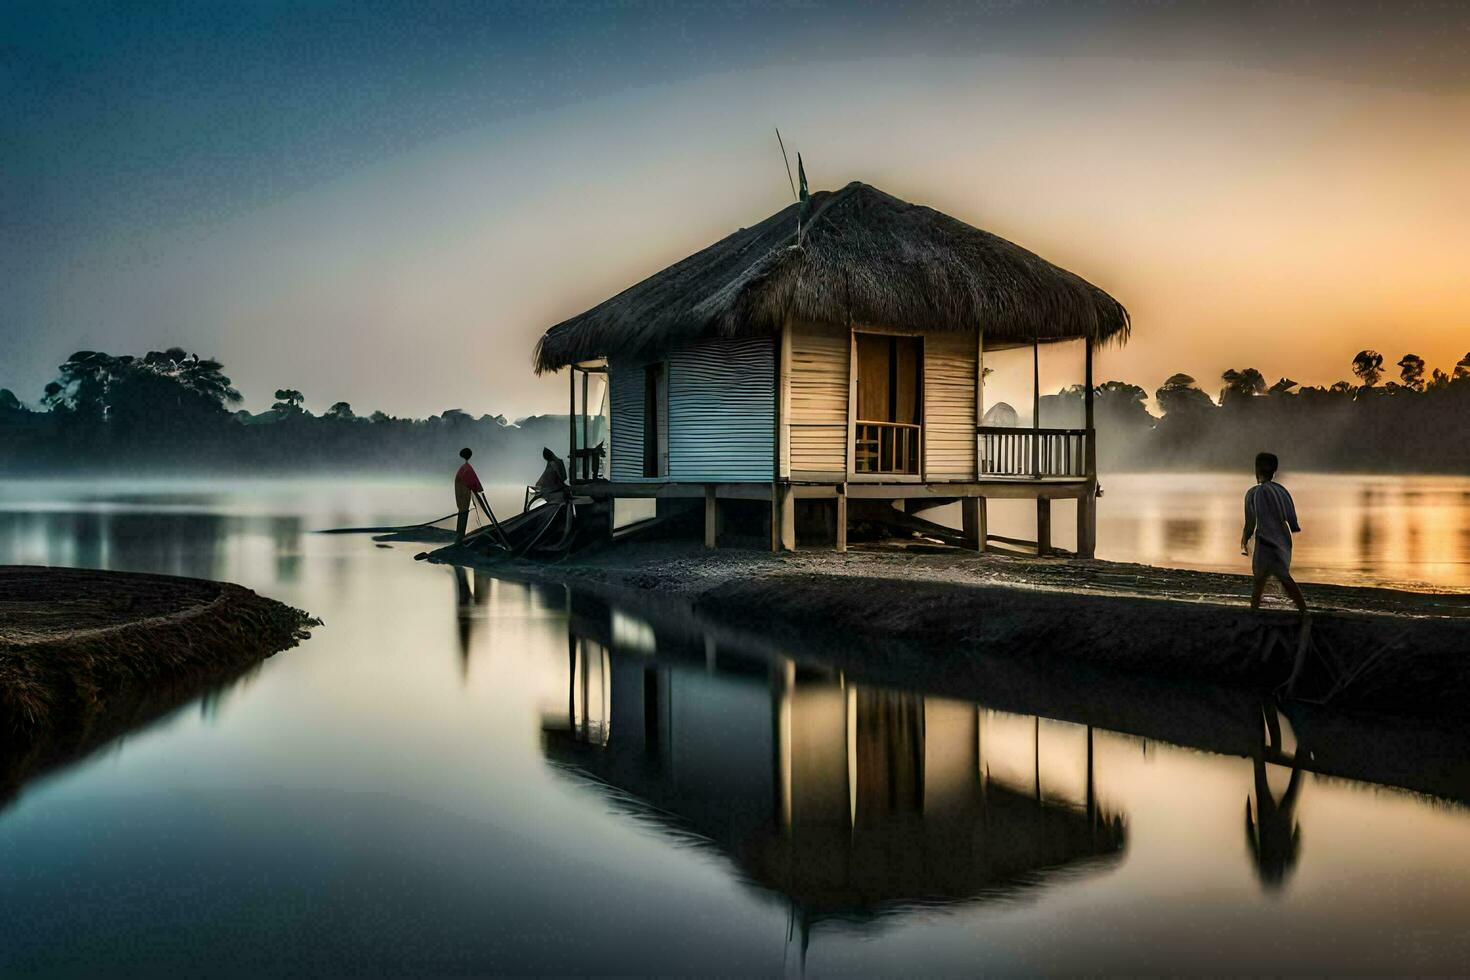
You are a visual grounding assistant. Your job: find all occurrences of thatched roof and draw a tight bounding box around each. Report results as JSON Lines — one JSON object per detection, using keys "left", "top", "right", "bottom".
{"left": 535, "top": 181, "right": 1128, "bottom": 372}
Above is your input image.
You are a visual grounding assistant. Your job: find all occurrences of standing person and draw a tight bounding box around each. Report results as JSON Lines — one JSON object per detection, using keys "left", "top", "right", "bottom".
{"left": 454, "top": 447, "right": 484, "bottom": 543}
{"left": 1241, "top": 452, "right": 1307, "bottom": 615}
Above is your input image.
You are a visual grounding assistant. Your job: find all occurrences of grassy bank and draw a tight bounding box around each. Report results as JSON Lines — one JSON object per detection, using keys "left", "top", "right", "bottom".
{"left": 0, "top": 567, "right": 318, "bottom": 802}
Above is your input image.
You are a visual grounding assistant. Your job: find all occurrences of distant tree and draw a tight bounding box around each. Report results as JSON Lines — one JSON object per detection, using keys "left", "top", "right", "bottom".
{"left": 325, "top": 401, "right": 355, "bottom": 420}
{"left": 1220, "top": 367, "right": 1266, "bottom": 405}
{"left": 0, "top": 388, "right": 22, "bottom": 413}
{"left": 1267, "top": 377, "right": 1299, "bottom": 396}
{"left": 1456, "top": 352, "right": 1470, "bottom": 381}
{"left": 40, "top": 348, "right": 239, "bottom": 430}
{"left": 271, "top": 388, "right": 307, "bottom": 417}
{"left": 1396, "top": 354, "right": 1426, "bottom": 392}
{"left": 1429, "top": 368, "right": 1452, "bottom": 390}
{"left": 369, "top": 410, "right": 391, "bottom": 424}
{"left": 1096, "top": 381, "right": 1153, "bottom": 425}
{"left": 1328, "top": 380, "right": 1354, "bottom": 395}
{"left": 1351, "top": 350, "right": 1384, "bottom": 388}
{"left": 1156, "top": 373, "right": 1214, "bottom": 417}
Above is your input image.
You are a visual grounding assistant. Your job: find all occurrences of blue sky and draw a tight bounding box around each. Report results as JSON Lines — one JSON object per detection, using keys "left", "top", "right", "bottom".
{"left": 5, "top": 1, "right": 1468, "bottom": 417}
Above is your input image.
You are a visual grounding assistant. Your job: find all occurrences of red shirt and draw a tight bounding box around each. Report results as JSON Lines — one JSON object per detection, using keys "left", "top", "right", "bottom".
{"left": 455, "top": 462, "right": 483, "bottom": 492}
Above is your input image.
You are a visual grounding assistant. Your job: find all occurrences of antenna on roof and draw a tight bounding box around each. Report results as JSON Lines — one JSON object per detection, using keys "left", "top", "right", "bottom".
{"left": 775, "top": 128, "right": 798, "bottom": 202}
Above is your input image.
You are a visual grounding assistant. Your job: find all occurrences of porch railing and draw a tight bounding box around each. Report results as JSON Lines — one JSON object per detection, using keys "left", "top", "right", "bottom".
{"left": 854, "top": 420, "right": 921, "bottom": 475}
{"left": 979, "top": 426, "right": 1092, "bottom": 478}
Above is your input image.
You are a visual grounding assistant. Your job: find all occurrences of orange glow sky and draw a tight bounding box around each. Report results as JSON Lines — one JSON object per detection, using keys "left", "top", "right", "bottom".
{"left": 7, "top": 4, "right": 1468, "bottom": 418}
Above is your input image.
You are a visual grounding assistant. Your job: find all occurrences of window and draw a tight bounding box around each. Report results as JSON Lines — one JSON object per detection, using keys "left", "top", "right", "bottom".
{"left": 643, "top": 362, "right": 666, "bottom": 478}
{"left": 853, "top": 334, "right": 922, "bottom": 474}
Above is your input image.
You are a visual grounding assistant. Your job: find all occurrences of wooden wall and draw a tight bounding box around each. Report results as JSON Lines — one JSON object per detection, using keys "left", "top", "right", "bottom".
{"left": 786, "top": 318, "right": 849, "bottom": 480}
{"left": 922, "top": 331, "right": 978, "bottom": 480}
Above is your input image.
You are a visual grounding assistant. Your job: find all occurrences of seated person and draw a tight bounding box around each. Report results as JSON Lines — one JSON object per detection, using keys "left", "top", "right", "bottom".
{"left": 527, "top": 447, "right": 569, "bottom": 509}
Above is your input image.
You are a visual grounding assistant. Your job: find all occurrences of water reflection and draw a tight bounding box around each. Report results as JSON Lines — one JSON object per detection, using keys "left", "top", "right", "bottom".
{"left": 1246, "top": 701, "right": 1305, "bottom": 890}
{"left": 543, "top": 592, "right": 1128, "bottom": 950}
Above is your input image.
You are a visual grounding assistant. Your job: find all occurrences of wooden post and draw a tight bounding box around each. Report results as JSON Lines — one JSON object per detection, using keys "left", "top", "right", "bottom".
{"left": 1036, "top": 496, "right": 1052, "bottom": 555}
{"left": 835, "top": 485, "right": 848, "bottom": 553}
{"left": 704, "top": 485, "right": 718, "bottom": 550}
{"left": 1032, "top": 338, "right": 1041, "bottom": 479}
{"left": 580, "top": 370, "right": 589, "bottom": 480}
{"left": 568, "top": 368, "right": 577, "bottom": 477}
{"left": 975, "top": 325, "right": 985, "bottom": 478}
{"left": 1077, "top": 488, "right": 1097, "bottom": 559}
{"left": 1080, "top": 337, "right": 1098, "bottom": 558}
{"left": 770, "top": 485, "right": 781, "bottom": 553}
{"left": 1084, "top": 338, "right": 1096, "bottom": 476}
{"left": 961, "top": 496, "right": 986, "bottom": 552}
{"left": 779, "top": 484, "right": 796, "bottom": 552}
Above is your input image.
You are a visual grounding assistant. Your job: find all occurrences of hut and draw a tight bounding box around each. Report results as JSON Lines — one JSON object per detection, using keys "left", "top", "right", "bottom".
{"left": 535, "top": 181, "right": 1129, "bottom": 555}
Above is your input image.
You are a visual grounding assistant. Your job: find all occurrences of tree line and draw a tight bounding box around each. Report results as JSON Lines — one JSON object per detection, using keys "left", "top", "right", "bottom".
{"left": 1036, "top": 349, "right": 1470, "bottom": 473}
{"left": 2, "top": 346, "right": 1467, "bottom": 476}
{"left": 0, "top": 348, "right": 573, "bottom": 477}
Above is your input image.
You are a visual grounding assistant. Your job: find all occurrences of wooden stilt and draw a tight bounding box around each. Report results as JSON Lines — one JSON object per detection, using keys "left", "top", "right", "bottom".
{"left": 1077, "top": 485, "right": 1097, "bottom": 558}
{"left": 780, "top": 484, "right": 796, "bottom": 552}
{"left": 835, "top": 486, "right": 848, "bottom": 553}
{"left": 704, "top": 485, "right": 718, "bottom": 550}
{"left": 1036, "top": 497, "right": 1052, "bottom": 555}
{"left": 961, "top": 496, "right": 982, "bottom": 551}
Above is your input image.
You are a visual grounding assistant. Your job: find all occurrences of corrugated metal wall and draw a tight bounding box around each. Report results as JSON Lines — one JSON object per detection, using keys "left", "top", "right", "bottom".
{"left": 787, "top": 318, "right": 849, "bottom": 480}
{"left": 668, "top": 336, "right": 775, "bottom": 481}
{"left": 608, "top": 358, "right": 646, "bottom": 482}
{"left": 608, "top": 338, "right": 775, "bottom": 482}
{"left": 923, "top": 331, "right": 978, "bottom": 479}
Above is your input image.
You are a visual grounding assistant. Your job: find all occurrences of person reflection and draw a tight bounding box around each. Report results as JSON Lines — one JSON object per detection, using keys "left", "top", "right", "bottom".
{"left": 452, "top": 565, "right": 490, "bottom": 678}
{"left": 1244, "top": 701, "right": 1303, "bottom": 891}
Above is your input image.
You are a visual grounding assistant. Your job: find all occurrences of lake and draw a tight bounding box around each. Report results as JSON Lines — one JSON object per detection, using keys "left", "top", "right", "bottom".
{"left": 2, "top": 474, "right": 1468, "bottom": 974}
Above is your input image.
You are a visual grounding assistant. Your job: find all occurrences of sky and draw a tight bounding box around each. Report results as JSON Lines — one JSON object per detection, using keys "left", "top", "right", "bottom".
{"left": 4, "top": 0, "right": 1469, "bottom": 418}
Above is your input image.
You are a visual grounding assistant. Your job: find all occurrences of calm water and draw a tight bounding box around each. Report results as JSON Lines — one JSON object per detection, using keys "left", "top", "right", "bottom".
{"left": 2, "top": 476, "right": 1469, "bottom": 975}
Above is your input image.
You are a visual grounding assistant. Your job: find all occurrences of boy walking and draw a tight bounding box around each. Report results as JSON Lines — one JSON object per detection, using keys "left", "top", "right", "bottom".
{"left": 1241, "top": 452, "right": 1307, "bottom": 615}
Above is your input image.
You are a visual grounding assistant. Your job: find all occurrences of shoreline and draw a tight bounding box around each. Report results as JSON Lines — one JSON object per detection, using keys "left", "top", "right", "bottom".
{"left": 0, "top": 566, "right": 318, "bottom": 804}
{"left": 424, "top": 539, "right": 1470, "bottom": 723}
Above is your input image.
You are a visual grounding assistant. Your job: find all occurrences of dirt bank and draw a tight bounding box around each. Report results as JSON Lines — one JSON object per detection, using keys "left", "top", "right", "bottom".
{"left": 0, "top": 566, "right": 318, "bottom": 801}
{"left": 424, "top": 539, "right": 1470, "bottom": 721}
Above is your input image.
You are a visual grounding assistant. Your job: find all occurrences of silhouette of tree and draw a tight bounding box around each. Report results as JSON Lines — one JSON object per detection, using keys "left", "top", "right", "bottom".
{"left": 0, "top": 389, "right": 22, "bottom": 413}
{"left": 1220, "top": 367, "right": 1266, "bottom": 405}
{"left": 1352, "top": 350, "right": 1384, "bottom": 388}
{"left": 271, "top": 389, "right": 307, "bottom": 418}
{"left": 1456, "top": 352, "right": 1470, "bottom": 381}
{"left": 369, "top": 410, "right": 391, "bottom": 424}
{"left": 325, "top": 401, "right": 355, "bottom": 420}
{"left": 1396, "top": 354, "right": 1426, "bottom": 392}
{"left": 1267, "top": 377, "right": 1299, "bottom": 396}
{"left": 1156, "top": 374, "right": 1214, "bottom": 417}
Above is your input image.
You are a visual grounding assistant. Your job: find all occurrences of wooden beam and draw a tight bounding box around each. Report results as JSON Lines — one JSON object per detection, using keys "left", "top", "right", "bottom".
{"left": 704, "top": 485, "right": 718, "bottom": 549}
{"left": 1036, "top": 497, "right": 1052, "bottom": 555}
{"left": 844, "top": 480, "right": 1090, "bottom": 500}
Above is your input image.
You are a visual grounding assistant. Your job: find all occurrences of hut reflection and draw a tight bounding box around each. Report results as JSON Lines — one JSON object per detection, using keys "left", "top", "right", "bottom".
{"left": 543, "top": 595, "right": 1128, "bottom": 940}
